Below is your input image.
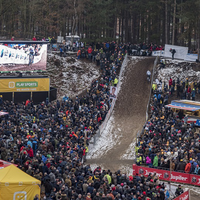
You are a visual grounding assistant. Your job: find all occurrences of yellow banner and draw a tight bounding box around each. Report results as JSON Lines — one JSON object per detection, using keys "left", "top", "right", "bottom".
{"left": 0, "top": 78, "right": 49, "bottom": 92}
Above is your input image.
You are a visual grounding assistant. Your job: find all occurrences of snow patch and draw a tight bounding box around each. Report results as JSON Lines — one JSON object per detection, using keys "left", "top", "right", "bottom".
{"left": 87, "top": 115, "right": 123, "bottom": 159}
{"left": 46, "top": 55, "right": 100, "bottom": 99}
{"left": 156, "top": 60, "right": 200, "bottom": 83}
{"left": 118, "top": 165, "right": 133, "bottom": 176}
{"left": 120, "top": 139, "right": 136, "bottom": 160}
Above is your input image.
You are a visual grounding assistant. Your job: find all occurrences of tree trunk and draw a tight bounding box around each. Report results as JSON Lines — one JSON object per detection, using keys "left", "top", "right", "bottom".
{"left": 172, "top": 0, "right": 176, "bottom": 45}
{"left": 165, "top": 0, "right": 168, "bottom": 44}
{"left": 188, "top": 24, "right": 191, "bottom": 50}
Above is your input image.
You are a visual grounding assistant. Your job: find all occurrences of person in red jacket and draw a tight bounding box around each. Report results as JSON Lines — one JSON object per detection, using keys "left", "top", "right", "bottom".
{"left": 169, "top": 77, "right": 172, "bottom": 89}
{"left": 87, "top": 46, "right": 92, "bottom": 60}
{"left": 32, "top": 36, "right": 37, "bottom": 41}
{"left": 98, "top": 115, "right": 102, "bottom": 122}
{"left": 25, "top": 99, "right": 30, "bottom": 106}
{"left": 27, "top": 145, "right": 34, "bottom": 158}
{"left": 77, "top": 49, "right": 81, "bottom": 59}
{"left": 185, "top": 162, "right": 191, "bottom": 173}
{"left": 82, "top": 147, "right": 86, "bottom": 162}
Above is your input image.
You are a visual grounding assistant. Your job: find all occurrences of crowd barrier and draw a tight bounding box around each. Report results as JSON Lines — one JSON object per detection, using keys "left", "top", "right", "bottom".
{"left": 133, "top": 164, "right": 200, "bottom": 187}
{"left": 88, "top": 54, "right": 128, "bottom": 146}
{"left": 174, "top": 190, "right": 189, "bottom": 200}
{"left": 146, "top": 56, "right": 158, "bottom": 121}
{"left": 152, "top": 49, "right": 198, "bottom": 62}
{"left": 184, "top": 53, "right": 198, "bottom": 62}
{"left": 152, "top": 50, "right": 164, "bottom": 57}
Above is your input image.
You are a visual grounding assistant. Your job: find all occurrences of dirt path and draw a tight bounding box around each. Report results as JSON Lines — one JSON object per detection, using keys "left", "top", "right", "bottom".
{"left": 86, "top": 57, "right": 155, "bottom": 172}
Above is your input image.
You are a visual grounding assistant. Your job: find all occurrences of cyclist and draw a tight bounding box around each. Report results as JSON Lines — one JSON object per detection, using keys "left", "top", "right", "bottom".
{"left": 146, "top": 70, "right": 151, "bottom": 81}
{"left": 29, "top": 47, "right": 34, "bottom": 65}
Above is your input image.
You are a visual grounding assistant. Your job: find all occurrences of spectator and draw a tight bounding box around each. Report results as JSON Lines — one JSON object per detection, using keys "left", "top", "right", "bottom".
{"left": 175, "top": 185, "right": 183, "bottom": 196}
{"left": 32, "top": 36, "right": 37, "bottom": 41}
{"left": 153, "top": 154, "right": 158, "bottom": 168}
{"left": 185, "top": 161, "right": 191, "bottom": 173}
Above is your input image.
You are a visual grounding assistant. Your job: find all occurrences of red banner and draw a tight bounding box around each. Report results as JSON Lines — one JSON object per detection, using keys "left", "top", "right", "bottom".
{"left": 173, "top": 191, "right": 189, "bottom": 200}
{"left": 170, "top": 171, "right": 190, "bottom": 184}
{"left": 189, "top": 174, "right": 200, "bottom": 186}
{"left": 133, "top": 165, "right": 191, "bottom": 185}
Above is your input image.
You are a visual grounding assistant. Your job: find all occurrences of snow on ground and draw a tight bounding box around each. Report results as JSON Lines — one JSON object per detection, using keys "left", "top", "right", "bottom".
{"left": 120, "top": 139, "right": 136, "bottom": 160}
{"left": 130, "top": 56, "right": 145, "bottom": 61}
{"left": 89, "top": 164, "right": 133, "bottom": 176}
{"left": 45, "top": 54, "right": 100, "bottom": 99}
{"left": 89, "top": 164, "right": 100, "bottom": 172}
{"left": 118, "top": 165, "right": 134, "bottom": 176}
{"left": 165, "top": 58, "right": 186, "bottom": 64}
{"left": 156, "top": 59, "right": 200, "bottom": 83}
{"left": 87, "top": 115, "right": 123, "bottom": 159}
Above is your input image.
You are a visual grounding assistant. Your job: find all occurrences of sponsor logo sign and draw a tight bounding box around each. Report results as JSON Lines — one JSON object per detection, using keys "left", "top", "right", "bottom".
{"left": 0, "top": 78, "right": 49, "bottom": 92}
{"left": 133, "top": 165, "right": 190, "bottom": 184}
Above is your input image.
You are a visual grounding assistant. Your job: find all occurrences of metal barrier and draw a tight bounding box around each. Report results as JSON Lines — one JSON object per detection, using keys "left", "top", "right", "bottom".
{"left": 146, "top": 56, "right": 158, "bottom": 121}
{"left": 139, "top": 56, "right": 159, "bottom": 137}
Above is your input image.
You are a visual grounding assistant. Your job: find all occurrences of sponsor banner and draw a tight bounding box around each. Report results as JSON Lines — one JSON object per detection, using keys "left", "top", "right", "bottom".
{"left": 170, "top": 171, "right": 189, "bottom": 184}
{"left": 152, "top": 50, "right": 164, "bottom": 57}
{"left": 164, "top": 44, "right": 188, "bottom": 60}
{"left": 173, "top": 191, "right": 189, "bottom": 200}
{"left": 184, "top": 53, "right": 198, "bottom": 62}
{"left": 189, "top": 174, "right": 200, "bottom": 186}
{"left": 133, "top": 165, "right": 189, "bottom": 184}
{"left": 138, "top": 166, "right": 164, "bottom": 179}
{"left": 132, "top": 164, "right": 138, "bottom": 175}
{"left": 0, "top": 78, "right": 49, "bottom": 92}
{"left": 110, "top": 86, "right": 117, "bottom": 99}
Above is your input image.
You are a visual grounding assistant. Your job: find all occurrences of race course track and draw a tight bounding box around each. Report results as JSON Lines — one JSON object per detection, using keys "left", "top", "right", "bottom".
{"left": 86, "top": 57, "right": 155, "bottom": 173}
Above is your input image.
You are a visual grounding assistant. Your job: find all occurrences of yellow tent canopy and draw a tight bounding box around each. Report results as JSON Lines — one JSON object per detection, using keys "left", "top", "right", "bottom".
{"left": 0, "top": 165, "right": 40, "bottom": 200}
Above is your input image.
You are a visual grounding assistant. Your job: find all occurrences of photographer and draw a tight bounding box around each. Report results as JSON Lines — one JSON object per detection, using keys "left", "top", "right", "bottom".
{"left": 175, "top": 185, "right": 183, "bottom": 196}
{"left": 170, "top": 48, "right": 176, "bottom": 60}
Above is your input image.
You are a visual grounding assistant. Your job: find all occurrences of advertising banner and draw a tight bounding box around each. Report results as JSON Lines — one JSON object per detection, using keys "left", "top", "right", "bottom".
{"left": 164, "top": 44, "right": 188, "bottom": 60}
{"left": 189, "top": 174, "right": 200, "bottom": 186}
{"left": 133, "top": 165, "right": 190, "bottom": 184}
{"left": 110, "top": 86, "right": 117, "bottom": 99}
{"left": 0, "top": 78, "right": 49, "bottom": 92}
{"left": 173, "top": 191, "right": 189, "bottom": 200}
{"left": 152, "top": 50, "right": 164, "bottom": 57}
{"left": 0, "top": 43, "right": 47, "bottom": 72}
{"left": 184, "top": 54, "right": 198, "bottom": 62}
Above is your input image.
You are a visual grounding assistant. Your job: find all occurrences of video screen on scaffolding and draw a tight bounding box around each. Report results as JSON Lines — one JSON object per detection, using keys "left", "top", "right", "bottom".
{"left": 0, "top": 41, "right": 47, "bottom": 72}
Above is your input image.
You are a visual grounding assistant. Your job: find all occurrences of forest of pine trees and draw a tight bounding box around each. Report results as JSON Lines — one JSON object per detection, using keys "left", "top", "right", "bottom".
{"left": 0, "top": 0, "right": 199, "bottom": 49}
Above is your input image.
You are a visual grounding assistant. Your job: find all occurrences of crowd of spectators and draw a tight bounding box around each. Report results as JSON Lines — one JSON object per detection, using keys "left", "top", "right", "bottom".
{"left": 136, "top": 76, "right": 200, "bottom": 175}
{"left": 0, "top": 40, "right": 189, "bottom": 199}
{"left": 0, "top": 42, "right": 146, "bottom": 200}
{"left": 58, "top": 41, "right": 163, "bottom": 58}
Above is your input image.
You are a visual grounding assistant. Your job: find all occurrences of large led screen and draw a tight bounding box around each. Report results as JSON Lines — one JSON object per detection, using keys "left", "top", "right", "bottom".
{"left": 0, "top": 43, "right": 47, "bottom": 72}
